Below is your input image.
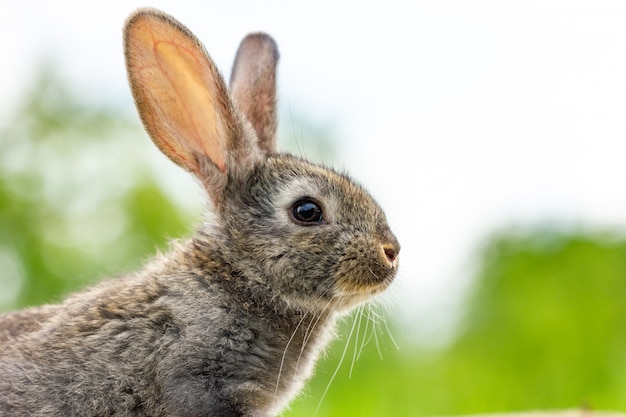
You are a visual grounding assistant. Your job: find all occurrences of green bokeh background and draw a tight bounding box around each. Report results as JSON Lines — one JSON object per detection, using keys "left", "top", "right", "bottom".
{"left": 1, "top": 69, "right": 624, "bottom": 416}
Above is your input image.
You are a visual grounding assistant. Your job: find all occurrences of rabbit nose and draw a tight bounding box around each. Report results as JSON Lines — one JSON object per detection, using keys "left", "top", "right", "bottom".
{"left": 382, "top": 242, "right": 400, "bottom": 266}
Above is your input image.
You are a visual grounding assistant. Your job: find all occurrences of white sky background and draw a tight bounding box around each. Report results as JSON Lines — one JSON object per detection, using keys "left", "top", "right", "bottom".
{"left": 2, "top": 0, "right": 626, "bottom": 343}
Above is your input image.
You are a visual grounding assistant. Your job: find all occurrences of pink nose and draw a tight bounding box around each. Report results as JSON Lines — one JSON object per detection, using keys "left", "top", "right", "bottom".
{"left": 382, "top": 243, "right": 399, "bottom": 264}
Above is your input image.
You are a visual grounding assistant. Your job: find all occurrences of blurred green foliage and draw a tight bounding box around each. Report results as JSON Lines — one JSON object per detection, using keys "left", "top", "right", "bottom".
{"left": 0, "top": 68, "right": 193, "bottom": 309}
{"left": 1, "top": 69, "right": 624, "bottom": 416}
{"left": 284, "top": 232, "right": 626, "bottom": 416}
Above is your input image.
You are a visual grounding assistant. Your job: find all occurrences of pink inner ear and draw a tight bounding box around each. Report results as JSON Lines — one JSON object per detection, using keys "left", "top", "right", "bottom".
{"left": 152, "top": 39, "right": 227, "bottom": 173}
{"left": 128, "top": 15, "right": 228, "bottom": 174}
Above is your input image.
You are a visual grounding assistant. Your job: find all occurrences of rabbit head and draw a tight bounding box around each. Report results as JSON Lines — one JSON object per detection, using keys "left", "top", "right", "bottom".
{"left": 124, "top": 9, "right": 400, "bottom": 313}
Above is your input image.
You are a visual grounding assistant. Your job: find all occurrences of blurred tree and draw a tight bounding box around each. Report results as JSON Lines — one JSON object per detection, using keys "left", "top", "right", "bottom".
{"left": 437, "top": 231, "right": 626, "bottom": 413}
{"left": 0, "top": 67, "right": 194, "bottom": 311}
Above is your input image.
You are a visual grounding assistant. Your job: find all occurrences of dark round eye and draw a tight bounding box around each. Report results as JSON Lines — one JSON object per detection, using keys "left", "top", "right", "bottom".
{"left": 291, "top": 199, "right": 323, "bottom": 224}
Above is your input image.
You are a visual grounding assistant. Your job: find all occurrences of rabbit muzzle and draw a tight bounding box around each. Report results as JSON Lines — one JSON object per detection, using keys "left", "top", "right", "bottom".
{"left": 332, "top": 229, "right": 400, "bottom": 305}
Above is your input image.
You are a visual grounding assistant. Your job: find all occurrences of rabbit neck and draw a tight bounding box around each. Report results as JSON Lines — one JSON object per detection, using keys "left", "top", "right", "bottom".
{"left": 156, "top": 237, "right": 339, "bottom": 414}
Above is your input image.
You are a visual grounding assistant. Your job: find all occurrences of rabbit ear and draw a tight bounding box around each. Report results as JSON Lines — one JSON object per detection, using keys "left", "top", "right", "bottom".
{"left": 124, "top": 9, "right": 261, "bottom": 200}
{"left": 229, "top": 33, "right": 279, "bottom": 154}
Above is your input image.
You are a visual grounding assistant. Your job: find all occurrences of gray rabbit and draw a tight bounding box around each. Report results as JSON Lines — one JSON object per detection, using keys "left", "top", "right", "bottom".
{"left": 0, "top": 8, "right": 400, "bottom": 417}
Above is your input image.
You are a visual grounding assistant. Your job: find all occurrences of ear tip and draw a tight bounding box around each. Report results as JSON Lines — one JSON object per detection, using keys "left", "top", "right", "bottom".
{"left": 123, "top": 8, "right": 163, "bottom": 45}
{"left": 123, "top": 8, "right": 188, "bottom": 39}
{"left": 242, "top": 32, "right": 277, "bottom": 43}
{"left": 123, "top": 8, "right": 160, "bottom": 61}
{"left": 124, "top": 7, "right": 166, "bottom": 28}
{"left": 240, "top": 32, "right": 280, "bottom": 61}
{"left": 123, "top": 8, "right": 205, "bottom": 62}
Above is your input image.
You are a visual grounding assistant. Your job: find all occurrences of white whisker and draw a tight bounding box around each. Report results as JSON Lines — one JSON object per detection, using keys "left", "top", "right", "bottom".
{"left": 367, "top": 307, "right": 385, "bottom": 323}
{"left": 382, "top": 311, "right": 400, "bottom": 351}
{"left": 372, "top": 313, "right": 383, "bottom": 360}
{"left": 273, "top": 311, "right": 309, "bottom": 407}
{"left": 356, "top": 306, "right": 373, "bottom": 361}
{"left": 348, "top": 305, "right": 364, "bottom": 379}
{"left": 295, "top": 297, "right": 335, "bottom": 375}
{"left": 367, "top": 266, "right": 381, "bottom": 283}
{"left": 314, "top": 305, "right": 360, "bottom": 417}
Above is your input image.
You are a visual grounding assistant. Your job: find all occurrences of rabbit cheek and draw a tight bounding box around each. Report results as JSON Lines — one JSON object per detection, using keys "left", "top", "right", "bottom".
{"left": 266, "top": 235, "right": 339, "bottom": 307}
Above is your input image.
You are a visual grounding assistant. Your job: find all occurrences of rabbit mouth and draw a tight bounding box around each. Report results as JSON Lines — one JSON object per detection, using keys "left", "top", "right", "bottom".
{"left": 334, "top": 260, "right": 398, "bottom": 304}
{"left": 332, "top": 279, "right": 394, "bottom": 310}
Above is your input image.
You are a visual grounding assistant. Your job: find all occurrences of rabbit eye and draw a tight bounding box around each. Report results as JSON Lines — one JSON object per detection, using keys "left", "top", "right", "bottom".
{"left": 291, "top": 199, "right": 323, "bottom": 224}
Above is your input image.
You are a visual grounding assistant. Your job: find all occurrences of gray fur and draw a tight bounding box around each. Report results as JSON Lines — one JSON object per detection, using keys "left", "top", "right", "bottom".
{"left": 0, "top": 8, "right": 400, "bottom": 417}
